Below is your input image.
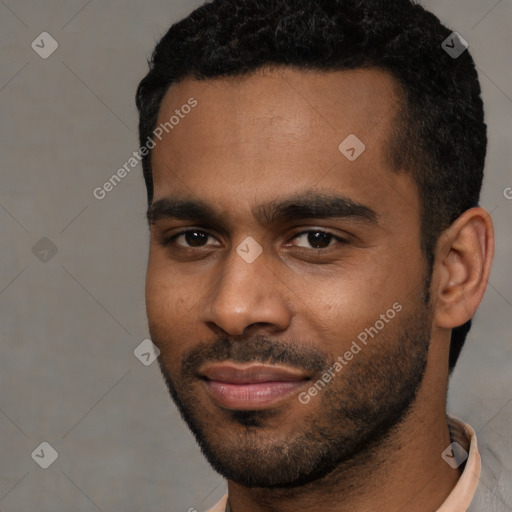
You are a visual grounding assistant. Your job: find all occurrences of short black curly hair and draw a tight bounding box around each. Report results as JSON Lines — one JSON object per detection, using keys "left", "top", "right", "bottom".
{"left": 136, "top": 0, "right": 487, "bottom": 372}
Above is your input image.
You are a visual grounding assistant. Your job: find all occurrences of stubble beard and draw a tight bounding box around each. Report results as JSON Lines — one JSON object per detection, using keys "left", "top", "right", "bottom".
{"left": 152, "top": 291, "right": 432, "bottom": 489}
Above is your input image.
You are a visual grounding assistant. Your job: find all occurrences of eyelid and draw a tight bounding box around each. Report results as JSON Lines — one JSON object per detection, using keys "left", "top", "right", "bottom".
{"left": 286, "top": 229, "right": 348, "bottom": 248}
{"left": 160, "top": 227, "right": 348, "bottom": 249}
{"left": 159, "top": 228, "right": 221, "bottom": 248}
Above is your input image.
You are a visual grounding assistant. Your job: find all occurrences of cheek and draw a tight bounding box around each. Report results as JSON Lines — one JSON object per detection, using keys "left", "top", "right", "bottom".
{"left": 145, "top": 246, "right": 192, "bottom": 312}
{"left": 298, "top": 287, "right": 375, "bottom": 354}
{"left": 145, "top": 255, "right": 195, "bottom": 362}
{"left": 295, "top": 254, "right": 421, "bottom": 351}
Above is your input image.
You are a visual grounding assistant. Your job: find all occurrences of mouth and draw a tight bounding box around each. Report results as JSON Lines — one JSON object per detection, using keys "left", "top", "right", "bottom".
{"left": 198, "top": 363, "right": 311, "bottom": 410}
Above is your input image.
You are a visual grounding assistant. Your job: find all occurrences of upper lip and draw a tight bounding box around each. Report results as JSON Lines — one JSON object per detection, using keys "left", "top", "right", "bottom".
{"left": 199, "top": 363, "right": 310, "bottom": 384}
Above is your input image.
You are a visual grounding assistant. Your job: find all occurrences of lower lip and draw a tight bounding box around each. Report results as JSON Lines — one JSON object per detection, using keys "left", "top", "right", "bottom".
{"left": 202, "top": 379, "right": 308, "bottom": 410}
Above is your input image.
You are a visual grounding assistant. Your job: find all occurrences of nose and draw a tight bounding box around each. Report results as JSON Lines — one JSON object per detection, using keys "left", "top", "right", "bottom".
{"left": 201, "top": 241, "right": 292, "bottom": 336}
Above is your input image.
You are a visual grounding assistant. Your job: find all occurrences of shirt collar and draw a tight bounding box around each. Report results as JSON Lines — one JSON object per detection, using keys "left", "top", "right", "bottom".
{"left": 436, "top": 415, "right": 481, "bottom": 512}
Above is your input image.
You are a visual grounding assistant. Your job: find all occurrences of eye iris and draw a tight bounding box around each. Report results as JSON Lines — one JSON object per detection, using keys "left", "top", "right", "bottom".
{"left": 185, "top": 231, "right": 208, "bottom": 247}
{"left": 308, "top": 231, "right": 331, "bottom": 249}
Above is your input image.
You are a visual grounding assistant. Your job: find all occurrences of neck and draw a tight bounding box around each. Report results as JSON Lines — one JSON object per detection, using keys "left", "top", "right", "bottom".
{"left": 225, "top": 372, "right": 461, "bottom": 512}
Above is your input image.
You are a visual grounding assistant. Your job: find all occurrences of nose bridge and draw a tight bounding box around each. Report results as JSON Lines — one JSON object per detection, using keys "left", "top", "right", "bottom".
{"left": 220, "top": 246, "right": 262, "bottom": 300}
{"left": 202, "top": 238, "right": 290, "bottom": 335}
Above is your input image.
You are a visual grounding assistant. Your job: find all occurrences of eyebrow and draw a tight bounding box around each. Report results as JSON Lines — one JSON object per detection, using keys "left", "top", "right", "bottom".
{"left": 147, "top": 191, "right": 379, "bottom": 227}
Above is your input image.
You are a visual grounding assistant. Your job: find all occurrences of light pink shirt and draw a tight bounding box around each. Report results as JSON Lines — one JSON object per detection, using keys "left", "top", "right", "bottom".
{"left": 206, "top": 416, "right": 481, "bottom": 512}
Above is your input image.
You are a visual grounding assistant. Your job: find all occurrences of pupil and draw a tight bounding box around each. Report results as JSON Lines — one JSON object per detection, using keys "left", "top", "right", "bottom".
{"left": 186, "top": 231, "right": 208, "bottom": 247}
{"left": 308, "top": 232, "right": 331, "bottom": 248}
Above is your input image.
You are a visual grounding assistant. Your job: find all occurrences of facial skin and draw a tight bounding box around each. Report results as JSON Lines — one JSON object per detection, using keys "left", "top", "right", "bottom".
{"left": 145, "top": 68, "right": 494, "bottom": 512}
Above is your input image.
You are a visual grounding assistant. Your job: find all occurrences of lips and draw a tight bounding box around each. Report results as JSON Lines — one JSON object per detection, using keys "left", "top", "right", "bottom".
{"left": 199, "top": 363, "right": 310, "bottom": 410}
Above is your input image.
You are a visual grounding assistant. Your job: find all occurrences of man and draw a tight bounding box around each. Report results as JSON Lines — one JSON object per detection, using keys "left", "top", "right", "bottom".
{"left": 136, "top": 0, "right": 496, "bottom": 510}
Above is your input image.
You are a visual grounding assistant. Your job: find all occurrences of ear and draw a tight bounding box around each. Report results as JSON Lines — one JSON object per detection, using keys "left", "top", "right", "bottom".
{"left": 433, "top": 207, "right": 494, "bottom": 329}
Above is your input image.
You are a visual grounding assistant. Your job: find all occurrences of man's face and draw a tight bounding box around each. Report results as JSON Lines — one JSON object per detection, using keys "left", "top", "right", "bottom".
{"left": 146, "top": 68, "right": 432, "bottom": 487}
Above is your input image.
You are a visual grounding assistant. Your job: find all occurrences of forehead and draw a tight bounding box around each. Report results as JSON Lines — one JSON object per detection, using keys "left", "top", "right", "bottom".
{"left": 151, "top": 67, "right": 417, "bottom": 224}
{"left": 156, "top": 66, "right": 402, "bottom": 149}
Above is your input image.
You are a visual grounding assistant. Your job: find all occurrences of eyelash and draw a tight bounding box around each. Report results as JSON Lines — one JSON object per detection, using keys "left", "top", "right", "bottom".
{"left": 159, "top": 229, "right": 348, "bottom": 251}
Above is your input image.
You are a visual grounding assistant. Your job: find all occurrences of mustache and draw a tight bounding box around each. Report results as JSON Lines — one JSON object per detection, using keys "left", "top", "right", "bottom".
{"left": 181, "top": 334, "right": 328, "bottom": 376}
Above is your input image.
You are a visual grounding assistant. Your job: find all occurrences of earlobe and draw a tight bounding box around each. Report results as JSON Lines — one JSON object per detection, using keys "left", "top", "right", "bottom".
{"left": 433, "top": 207, "right": 494, "bottom": 329}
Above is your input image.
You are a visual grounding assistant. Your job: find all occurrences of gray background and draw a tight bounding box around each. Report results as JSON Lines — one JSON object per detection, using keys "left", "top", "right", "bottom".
{"left": 0, "top": 1, "right": 510, "bottom": 511}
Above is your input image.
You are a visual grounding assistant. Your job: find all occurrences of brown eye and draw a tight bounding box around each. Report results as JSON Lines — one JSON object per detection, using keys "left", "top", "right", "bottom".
{"left": 188, "top": 231, "right": 210, "bottom": 247}
{"left": 162, "top": 230, "right": 220, "bottom": 249}
{"left": 292, "top": 230, "right": 344, "bottom": 249}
